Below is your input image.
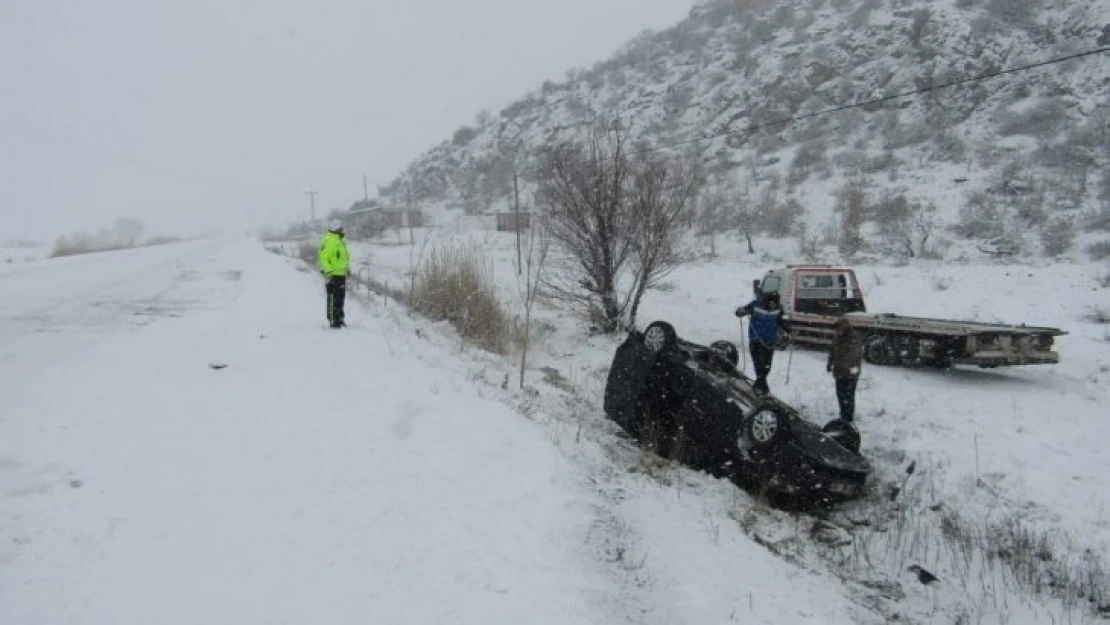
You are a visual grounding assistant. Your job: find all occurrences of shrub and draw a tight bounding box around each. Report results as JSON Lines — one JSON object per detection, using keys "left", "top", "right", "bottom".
{"left": 1087, "top": 240, "right": 1110, "bottom": 261}
{"left": 51, "top": 236, "right": 97, "bottom": 257}
{"left": 1040, "top": 216, "right": 1075, "bottom": 256}
{"left": 997, "top": 98, "right": 1069, "bottom": 139}
{"left": 452, "top": 126, "right": 478, "bottom": 146}
{"left": 788, "top": 140, "right": 828, "bottom": 184}
{"left": 954, "top": 192, "right": 1005, "bottom": 238}
{"left": 762, "top": 198, "right": 805, "bottom": 238}
{"left": 1086, "top": 204, "right": 1110, "bottom": 232}
{"left": 298, "top": 241, "right": 318, "bottom": 264}
{"left": 1086, "top": 306, "right": 1110, "bottom": 324}
{"left": 410, "top": 243, "right": 514, "bottom": 354}
{"left": 49, "top": 218, "right": 146, "bottom": 257}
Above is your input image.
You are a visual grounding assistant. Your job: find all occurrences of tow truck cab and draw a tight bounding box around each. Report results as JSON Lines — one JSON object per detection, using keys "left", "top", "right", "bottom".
{"left": 754, "top": 266, "right": 867, "bottom": 316}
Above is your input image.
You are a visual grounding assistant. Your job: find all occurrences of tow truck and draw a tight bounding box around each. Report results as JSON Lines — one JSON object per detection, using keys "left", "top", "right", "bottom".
{"left": 753, "top": 265, "right": 1066, "bottom": 368}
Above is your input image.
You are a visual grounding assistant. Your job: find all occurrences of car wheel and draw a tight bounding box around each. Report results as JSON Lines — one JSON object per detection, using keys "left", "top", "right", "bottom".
{"left": 822, "top": 418, "right": 861, "bottom": 455}
{"left": 643, "top": 321, "right": 677, "bottom": 353}
{"left": 710, "top": 340, "right": 739, "bottom": 367}
{"left": 746, "top": 408, "right": 787, "bottom": 450}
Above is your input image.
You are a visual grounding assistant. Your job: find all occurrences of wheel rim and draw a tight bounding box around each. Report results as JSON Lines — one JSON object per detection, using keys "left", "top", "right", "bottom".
{"left": 751, "top": 411, "right": 778, "bottom": 443}
{"left": 864, "top": 336, "right": 886, "bottom": 364}
{"left": 644, "top": 326, "right": 667, "bottom": 351}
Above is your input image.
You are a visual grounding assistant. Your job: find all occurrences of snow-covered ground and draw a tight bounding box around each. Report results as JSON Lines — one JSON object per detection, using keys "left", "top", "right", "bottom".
{"left": 341, "top": 220, "right": 1110, "bottom": 624}
{"left": 2, "top": 237, "right": 884, "bottom": 625}
{"left": 1, "top": 242, "right": 49, "bottom": 265}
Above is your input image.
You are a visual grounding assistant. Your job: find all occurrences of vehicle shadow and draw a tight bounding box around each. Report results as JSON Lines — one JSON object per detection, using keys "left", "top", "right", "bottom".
{"left": 787, "top": 343, "right": 1052, "bottom": 389}
{"left": 902, "top": 364, "right": 1051, "bottom": 389}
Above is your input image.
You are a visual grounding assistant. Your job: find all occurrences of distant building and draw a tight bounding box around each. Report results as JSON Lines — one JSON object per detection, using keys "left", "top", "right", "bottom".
{"left": 491, "top": 210, "right": 532, "bottom": 233}
{"left": 382, "top": 208, "right": 425, "bottom": 229}
{"left": 347, "top": 206, "right": 425, "bottom": 230}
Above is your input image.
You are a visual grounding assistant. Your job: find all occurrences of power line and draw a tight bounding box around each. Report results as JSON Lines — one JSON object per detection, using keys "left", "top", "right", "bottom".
{"left": 641, "top": 45, "right": 1110, "bottom": 155}
{"left": 503, "top": 45, "right": 1110, "bottom": 176}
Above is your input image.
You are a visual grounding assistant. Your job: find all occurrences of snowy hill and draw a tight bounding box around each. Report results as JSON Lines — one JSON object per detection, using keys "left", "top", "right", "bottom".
{"left": 380, "top": 0, "right": 1110, "bottom": 260}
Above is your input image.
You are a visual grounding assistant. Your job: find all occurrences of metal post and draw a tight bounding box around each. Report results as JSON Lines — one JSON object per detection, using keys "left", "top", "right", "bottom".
{"left": 513, "top": 172, "right": 522, "bottom": 275}
{"left": 305, "top": 190, "right": 318, "bottom": 225}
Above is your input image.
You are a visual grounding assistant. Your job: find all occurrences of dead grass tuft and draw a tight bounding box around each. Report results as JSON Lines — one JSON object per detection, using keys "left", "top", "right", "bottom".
{"left": 1086, "top": 305, "right": 1110, "bottom": 324}
{"left": 50, "top": 238, "right": 126, "bottom": 257}
{"left": 410, "top": 242, "right": 515, "bottom": 355}
{"left": 298, "top": 241, "right": 318, "bottom": 264}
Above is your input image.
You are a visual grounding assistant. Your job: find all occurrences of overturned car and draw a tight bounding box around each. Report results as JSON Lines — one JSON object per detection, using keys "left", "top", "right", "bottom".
{"left": 603, "top": 320, "right": 872, "bottom": 504}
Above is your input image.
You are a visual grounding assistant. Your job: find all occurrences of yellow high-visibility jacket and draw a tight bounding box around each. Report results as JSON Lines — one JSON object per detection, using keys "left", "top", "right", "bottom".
{"left": 318, "top": 231, "right": 350, "bottom": 277}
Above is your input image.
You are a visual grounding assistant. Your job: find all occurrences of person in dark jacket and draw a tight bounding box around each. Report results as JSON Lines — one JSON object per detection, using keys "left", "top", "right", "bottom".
{"left": 826, "top": 317, "right": 863, "bottom": 421}
{"left": 735, "top": 291, "right": 791, "bottom": 395}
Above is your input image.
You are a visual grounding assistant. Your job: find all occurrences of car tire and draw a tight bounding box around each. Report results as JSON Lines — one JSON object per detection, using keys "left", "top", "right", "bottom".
{"left": 822, "top": 418, "right": 861, "bottom": 455}
{"left": 710, "top": 340, "right": 740, "bottom": 367}
{"left": 643, "top": 321, "right": 677, "bottom": 353}
{"left": 745, "top": 407, "right": 788, "bottom": 450}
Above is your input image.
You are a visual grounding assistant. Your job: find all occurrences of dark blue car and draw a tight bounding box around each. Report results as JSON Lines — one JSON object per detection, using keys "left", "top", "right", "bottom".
{"left": 603, "top": 320, "right": 872, "bottom": 505}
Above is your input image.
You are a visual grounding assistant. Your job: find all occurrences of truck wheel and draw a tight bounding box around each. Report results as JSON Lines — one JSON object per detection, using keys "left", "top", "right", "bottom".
{"left": 863, "top": 334, "right": 891, "bottom": 366}
{"left": 643, "top": 321, "right": 677, "bottom": 353}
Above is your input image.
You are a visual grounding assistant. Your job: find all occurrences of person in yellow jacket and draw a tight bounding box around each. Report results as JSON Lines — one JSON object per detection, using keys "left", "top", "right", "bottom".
{"left": 318, "top": 219, "right": 351, "bottom": 328}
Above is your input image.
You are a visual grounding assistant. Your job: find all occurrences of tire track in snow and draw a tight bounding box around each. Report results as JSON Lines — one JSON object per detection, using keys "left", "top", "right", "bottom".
{"left": 0, "top": 241, "right": 225, "bottom": 349}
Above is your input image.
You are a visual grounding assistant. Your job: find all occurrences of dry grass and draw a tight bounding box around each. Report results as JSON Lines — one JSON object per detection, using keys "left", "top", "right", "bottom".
{"left": 298, "top": 241, "right": 318, "bottom": 264}
{"left": 1087, "top": 240, "right": 1110, "bottom": 261}
{"left": 841, "top": 466, "right": 1110, "bottom": 619}
{"left": 50, "top": 239, "right": 127, "bottom": 258}
{"left": 409, "top": 242, "right": 516, "bottom": 355}
{"left": 1086, "top": 305, "right": 1110, "bottom": 324}
{"left": 51, "top": 234, "right": 184, "bottom": 258}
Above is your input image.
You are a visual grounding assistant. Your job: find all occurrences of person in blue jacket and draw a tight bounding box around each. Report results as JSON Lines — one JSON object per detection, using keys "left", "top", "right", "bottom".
{"left": 735, "top": 291, "right": 792, "bottom": 395}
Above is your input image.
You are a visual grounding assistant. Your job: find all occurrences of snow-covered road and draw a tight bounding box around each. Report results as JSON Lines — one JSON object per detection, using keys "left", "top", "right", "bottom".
{"left": 1, "top": 239, "right": 611, "bottom": 623}
{"left": 1, "top": 239, "right": 877, "bottom": 625}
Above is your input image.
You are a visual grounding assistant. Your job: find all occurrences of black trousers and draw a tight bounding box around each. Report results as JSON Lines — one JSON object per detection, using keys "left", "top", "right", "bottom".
{"left": 326, "top": 276, "right": 346, "bottom": 326}
{"left": 749, "top": 341, "right": 775, "bottom": 394}
{"left": 835, "top": 376, "right": 858, "bottom": 421}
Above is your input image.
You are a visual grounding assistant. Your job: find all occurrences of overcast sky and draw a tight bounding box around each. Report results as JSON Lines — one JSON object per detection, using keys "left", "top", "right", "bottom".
{"left": 0, "top": 0, "right": 693, "bottom": 241}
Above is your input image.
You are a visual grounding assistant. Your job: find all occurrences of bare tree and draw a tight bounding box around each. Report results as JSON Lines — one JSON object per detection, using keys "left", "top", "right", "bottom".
{"left": 625, "top": 152, "right": 703, "bottom": 328}
{"left": 537, "top": 117, "right": 634, "bottom": 331}
{"left": 514, "top": 212, "right": 549, "bottom": 389}
{"left": 729, "top": 180, "right": 758, "bottom": 253}
{"left": 693, "top": 176, "right": 729, "bottom": 257}
{"left": 536, "top": 116, "right": 701, "bottom": 332}
{"left": 836, "top": 176, "right": 869, "bottom": 256}
{"left": 875, "top": 193, "right": 938, "bottom": 257}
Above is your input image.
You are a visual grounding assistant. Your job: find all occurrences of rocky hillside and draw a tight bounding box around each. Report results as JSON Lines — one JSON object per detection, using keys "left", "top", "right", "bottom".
{"left": 380, "top": 0, "right": 1110, "bottom": 260}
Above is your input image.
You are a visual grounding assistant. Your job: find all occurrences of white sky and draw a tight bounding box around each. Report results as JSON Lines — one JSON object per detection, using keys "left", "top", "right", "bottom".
{"left": 0, "top": 0, "right": 693, "bottom": 241}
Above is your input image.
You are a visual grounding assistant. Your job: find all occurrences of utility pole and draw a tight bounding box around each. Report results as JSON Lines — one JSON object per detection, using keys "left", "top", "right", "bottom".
{"left": 362, "top": 174, "right": 370, "bottom": 202}
{"left": 304, "top": 190, "right": 318, "bottom": 225}
{"left": 513, "top": 172, "right": 522, "bottom": 276}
